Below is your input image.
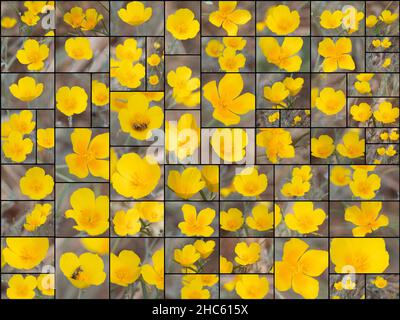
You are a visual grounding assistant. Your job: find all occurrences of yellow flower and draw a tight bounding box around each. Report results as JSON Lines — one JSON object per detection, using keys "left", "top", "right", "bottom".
{"left": 342, "top": 6, "right": 364, "bottom": 34}
{"left": 65, "top": 129, "right": 109, "bottom": 179}
{"left": 60, "top": 252, "right": 106, "bottom": 289}
{"left": 345, "top": 202, "right": 389, "bottom": 237}
{"left": 256, "top": 129, "right": 295, "bottom": 163}
{"left": 379, "top": 10, "right": 398, "bottom": 24}
{"left": 37, "top": 274, "right": 55, "bottom": 296}
{"left": 16, "top": 39, "right": 49, "bottom": 71}
{"left": 203, "top": 73, "right": 255, "bottom": 125}
{"left": 20, "top": 167, "right": 54, "bottom": 200}
{"left": 320, "top": 10, "right": 343, "bottom": 29}
{"left": 2, "top": 131, "right": 33, "bottom": 162}
{"left": 3, "top": 237, "right": 49, "bottom": 270}
{"left": 285, "top": 202, "right": 326, "bottom": 234}
{"left": 259, "top": 37, "right": 303, "bottom": 72}
{"left": 373, "top": 101, "right": 399, "bottom": 124}
{"left": 234, "top": 242, "right": 261, "bottom": 266}
{"left": 263, "top": 82, "right": 289, "bottom": 105}
{"left": 315, "top": 87, "right": 346, "bottom": 115}
{"left": 115, "top": 38, "right": 142, "bottom": 62}
{"left": 283, "top": 77, "right": 304, "bottom": 96}
{"left": 334, "top": 281, "right": 343, "bottom": 291}
{"left": 92, "top": 80, "right": 109, "bottom": 106}
{"left": 343, "top": 278, "right": 356, "bottom": 290}
{"left": 381, "top": 38, "right": 392, "bottom": 48}
{"left": 167, "top": 167, "right": 205, "bottom": 199}
{"left": 149, "top": 75, "right": 159, "bottom": 85}
{"left": 118, "top": 93, "right": 163, "bottom": 141}
{"left": 167, "top": 66, "right": 200, "bottom": 107}
{"left": 281, "top": 168, "right": 311, "bottom": 198}
{"left": 211, "top": 128, "right": 248, "bottom": 162}
{"left": 81, "top": 8, "right": 103, "bottom": 31}
{"left": 236, "top": 275, "right": 269, "bottom": 299}
{"left": 275, "top": 204, "right": 283, "bottom": 227}
{"left": 113, "top": 208, "right": 141, "bottom": 236}
{"left": 336, "top": 131, "right": 365, "bottom": 159}
{"left": 372, "top": 39, "right": 381, "bottom": 47}
{"left": 178, "top": 204, "right": 215, "bottom": 237}
{"left": 386, "top": 145, "right": 397, "bottom": 156}
{"left": 380, "top": 132, "right": 389, "bottom": 140}
{"left": 6, "top": 275, "right": 36, "bottom": 299}
{"left": 201, "top": 166, "right": 219, "bottom": 193}
{"left": 218, "top": 48, "right": 246, "bottom": 72}
{"left": 246, "top": 203, "right": 274, "bottom": 231}
{"left": 111, "top": 152, "right": 161, "bottom": 199}
{"left": 167, "top": 8, "right": 199, "bottom": 40}
{"left": 382, "top": 57, "right": 391, "bottom": 68}
{"left": 366, "top": 15, "right": 378, "bottom": 28}
{"left": 205, "top": 39, "right": 224, "bottom": 57}
{"left": 223, "top": 275, "right": 242, "bottom": 291}
{"left": 24, "top": 1, "right": 47, "bottom": 15}
{"left": 56, "top": 86, "right": 88, "bottom": 116}
{"left": 377, "top": 147, "right": 386, "bottom": 156}
{"left": 354, "top": 81, "right": 371, "bottom": 95}
{"left": 65, "top": 37, "right": 93, "bottom": 60}
{"left": 372, "top": 276, "right": 387, "bottom": 289}
{"left": 182, "top": 274, "right": 219, "bottom": 288}
{"left": 276, "top": 238, "right": 328, "bottom": 299}
{"left": 63, "top": 7, "right": 85, "bottom": 28}
{"left": 220, "top": 256, "right": 233, "bottom": 273}
{"left": 233, "top": 167, "right": 268, "bottom": 197}
{"left": 118, "top": 1, "right": 152, "bottom": 26}
{"left": 81, "top": 238, "right": 109, "bottom": 255}
{"left": 37, "top": 128, "right": 54, "bottom": 149}
{"left": 330, "top": 166, "right": 351, "bottom": 186}
{"left": 1, "top": 17, "right": 17, "bottom": 28}
{"left": 181, "top": 280, "right": 210, "bottom": 299}
{"left": 135, "top": 202, "right": 164, "bottom": 223}
{"left": 268, "top": 111, "right": 280, "bottom": 123}
{"left": 174, "top": 244, "right": 200, "bottom": 267}
{"left": 311, "top": 87, "right": 319, "bottom": 108}
{"left": 21, "top": 11, "right": 40, "bottom": 26}
{"left": 65, "top": 188, "right": 109, "bottom": 236}
{"left": 5, "top": 110, "right": 35, "bottom": 136}
{"left": 111, "top": 250, "right": 141, "bottom": 287}
{"left": 220, "top": 208, "right": 244, "bottom": 232}
{"left": 208, "top": 1, "right": 251, "bottom": 36}
{"left": 310, "top": 134, "right": 335, "bottom": 159}
{"left": 350, "top": 103, "right": 372, "bottom": 122}
{"left": 330, "top": 238, "right": 389, "bottom": 273}
{"left": 349, "top": 169, "right": 381, "bottom": 200}
{"left": 389, "top": 130, "right": 399, "bottom": 141}
{"left": 147, "top": 53, "right": 161, "bottom": 66}
{"left": 24, "top": 203, "right": 52, "bottom": 232}
{"left": 223, "top": 37, "right": 246, "bottom": 50}
{"left": 166, "top": 113, "right": 199, "bottom": 160}
{"left": 318, "top": 38, "right": 355, "bottom": 72}
{"left": 193, "top": 240, "right": 215, "bottom": 259}
{"left": 142, "top": 248, "right": 164, "bottom": 290}
{"left": 265, "top": 5, "right": 300, "bottom": 35}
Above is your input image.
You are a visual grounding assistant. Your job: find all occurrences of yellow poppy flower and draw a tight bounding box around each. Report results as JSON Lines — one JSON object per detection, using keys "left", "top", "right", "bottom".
{"left": 377, "top": 147, "right": 386, "bottom": 156}
{"left": 182, "top": 274, "right": 219, "bottom": 288}
{"left": 320, "top": 10, "right": 343, "bottom": 29}
{"left": 218, "top": 47, "right": 246, "bottom": 72}
{"left": 167, "top": 66, "right": 200, "bottom": 107}
{"left": 65, "top": 128, "right": 109, "bottom": 179}
{"left": 113, "top": 208, "right": 141, "bottom": 236}
{"left": 24, "top": 1, "right": 47, "bottom": 14}
{"left": 330, "top": 166, "right": 352, "bottom": 186}
{"left": 16, "top": 39, "right": 49, "bottom": 71}
{"left": 268, "top": 111, "right": 280, "bottom": 123}
{"left": 372, "top": 276, "right": 387, "bottom": 289}
{"left": 142, "top": 248, "right": 164, "bottom": 290}
{"left": 372, "top": 39, "right": 381, "bottom": 47}
{"left": 5, "top": 110, "right": 35, "bottom": 136}
{"left": 81, "top": 8, "right": 103, "bottom": 31}
{"left": 264, "top": 82, "right": 289, "bottom": 105}
{"left": 366, "top": 15, "right": 378, "bottom": 28}
{"left": 181, "top": 280, "right": 210, "bottom": 299}
{"left": 354, "top": 81, "right": 371, "bottom": 95}
{"left": 37, "top": 274, "right": 55, "bottom": 296}
{"left": 234, "top": 242, "right": 261, "bottom": 265}
{"left": 113, "top": 61, "right": 146, "bottom": 89}
{"left": 147, "top": 53, "right": 161, "bottom": 66}
{"left": 211, "top": 128, "right": 248, "bottom": 162}
{"left": 373, "top": 101, "right": 399, "bottom": 124}
{"left": 330, "top": 238, "right": 389, "bottom": 273}
{"left": 246, "top": 203, "right": 274, "bottom": 231}
{"left": 135, "top": 202, "right": 163, "bottom": 223}
{"left": 6, "top": 275, "right": 37, "bottom": 299}
{"left": 380, "top": 132, "right": 389, "bottom": 140}
{"left": 1, "top": 17, "right": 17, "bottom": 28}
{"left": 20, "top": 167, "right": 54, "bottom": 200}
{"left": 167, "top": 167, "right": 205, "bottom": 199}
{"left": 233, "top": 167, "right": 268, "bottom": 197}
{"left": 65, "top": 188, "right": 109, "bottom": 236}
{"left": 336, "top": 131, "right": 365, "bottom": 159}
{"left": 386, "top": 145, "right": 397, "bottom": 156}
{"left": 379, "top": 10, "right": 399, "bottom": 24}
{"left": 118, "top": 1, "right": 152, "bottom": 26}
{"left": 166, "top": 8, "right": 200, "bottom": 40}
{"left": 275, "top": 238, "right": 328, "bottom": 299}
{"left": 174, "top": 244, "right": 200, "bottom": 267}
{"left": 223, "top": 37, "right": 246, "bottom": 50}
{"left": 92, "top": 80, "right": 109, "bottom": 106}
{"left": 65, "top": 37, "right": 93, "bottom": 60}
{"left": 259, "top": 37, "right": 303, "bottom": 72}
{"left": 381, "top": 38, "right": 392, "bottom": 48}
{"left": 205, "top": 39, "right": 224, "bottom": 57}
{"left": 56, "top": 86, "right": 88, "bottom": 116}
{"left": 24, "top": 203, "right": 52, "bottom": 232}
{"left": 220, "top": 208, "right": 244, "bottom": 232}
{"left": 37, "top": 128, "right": 54, "bottom": 149}
{"left": 203, "top": 73, "right": 255, "bottom": 125}
{"left": 265, "top": 5, "right": 300, "bottom": 35}
{"left": 21, "top": 11, "right": 40, "bottom": 26}
{"left": 111, "top": 250, "right": 141, "bottom": 287}
{"left": 311, "top": 135, "right": 335, "bottom": 159}
{"left": 63, "top": 6, "right": 85, "bottom": 28}
{"left": 60, "top": 252, "right": 106, "bottom": 289}
{"left": 220, "top": 256, "right": 233, "bottom": 273}
{"left": 318, "top": 38, "right": 355, "bottom": 72}
{"left": 236, "top": 274, "right": 269, "bottom": 299}
{"left": 149, "top": 75, "right": 159, "bottom": 85}
{"left": 345, "top": 202, "right": 389, "bottom": 237}
{"left": 350, "top": 103, "right": 372, "bottom": 122}
{"left": 285, "top": 202, "right": 326, "bottom": 234}
{"left": 315, "top": 87, "right": 346, "bottom": 115}
{"left": 256, "top": 129, "right": 295, "bottom": 163}
{"left": 201, "top": 166, "right": 219, "bottom": 193}
{"left": 349, "top": 169, "right": 381, "bottom": 200}
{"left": 2, "top": 131, "right": 33, "bottom": 163}
{"left": 115, "top": 38, "right": 142, "bottom": 62}
{"left": 281, "top": 174, "right": 311, "bottom": 198}
{"left": 389, "top": 130, "right": 399, "bottom": 141}
{"left": 193, "top": 240, "right": 215, "bottom": 259}
{"left": 208, "top": 1, "right": 251, "bottom": 36}
{"left": 111, "top": 152, "right": 161, "bottom": 199}
{"left": 178, "top": 204, "right": 215, "bottom": 237}
{"left": 283, "top": 77, "right": 304, "bottom": 96}
{"left": 81, "top": 238, "right": 109, "bottom": 255}
{"left": 3, "top": 237, "right": 49, "bottom": 270}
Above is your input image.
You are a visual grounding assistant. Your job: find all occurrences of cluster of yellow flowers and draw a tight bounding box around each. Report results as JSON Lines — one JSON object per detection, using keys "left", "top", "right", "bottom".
{"left": 205, "top": 37, "right": 247, "bottom": 72}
